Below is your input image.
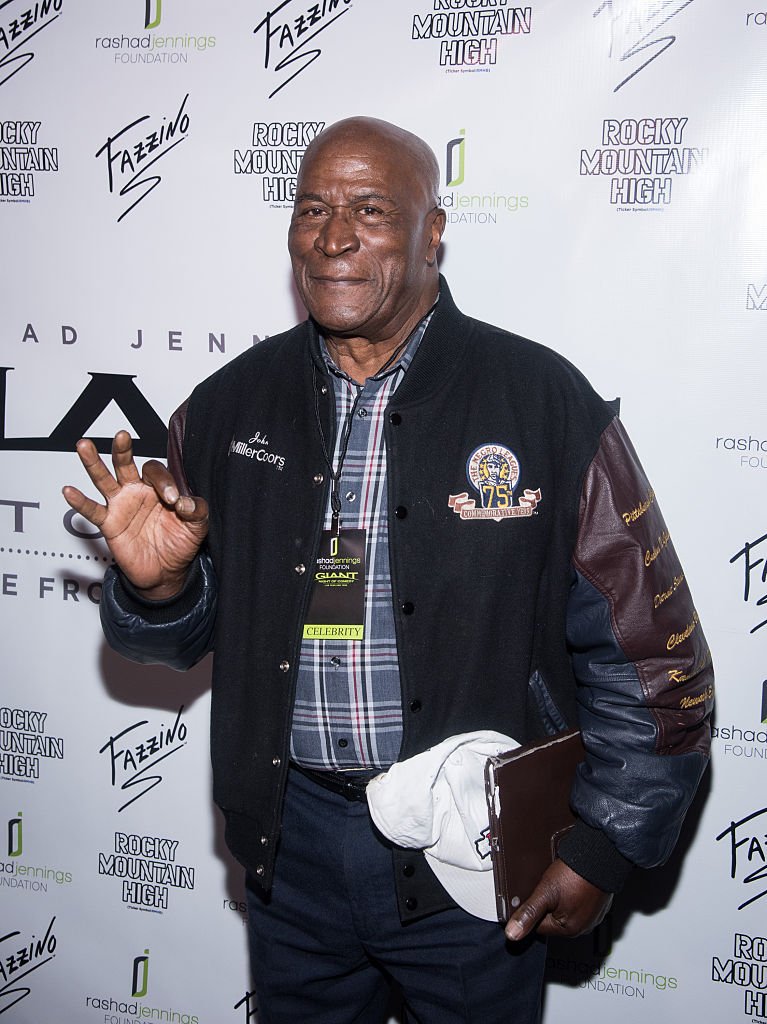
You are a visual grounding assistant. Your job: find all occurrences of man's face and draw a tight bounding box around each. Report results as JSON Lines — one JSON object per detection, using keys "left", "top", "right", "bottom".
{"left": 288, "top": 130, "right": 443, "bottom": 345}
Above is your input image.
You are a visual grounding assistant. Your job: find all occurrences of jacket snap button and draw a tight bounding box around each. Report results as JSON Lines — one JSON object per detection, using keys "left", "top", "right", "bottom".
{"left": 409, "top": 700, "right": 422, "bottom": 713}
{"left": 279, "top": 660, "right": 290, "bottom": 672}
{"left": 294, "top": 564, "right": 306, "bottom": 575}
{"left": 313, "top": 473, "right": 324, "bottom": 485}
{"left": 260, "top": 835, "right": 269, "bottom": 846}
{"left": 272, "top": 757, "right": 281, "bottom": 767}
{"left": 389, "top": 412, "right": 402, "bottom": 426}
{"left": 405, "top": 897, "right": 418, "bottom": 911}
{"left": 402, "top": 863, "right": 415, "bottom": 877}
{"left": 255, "top": 865, "right": 265, "bottom": 876}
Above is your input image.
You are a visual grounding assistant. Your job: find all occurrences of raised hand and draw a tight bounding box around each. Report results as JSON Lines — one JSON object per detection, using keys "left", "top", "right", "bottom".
{"left": 62, "top": 430, "right": 209, "bottom": 600}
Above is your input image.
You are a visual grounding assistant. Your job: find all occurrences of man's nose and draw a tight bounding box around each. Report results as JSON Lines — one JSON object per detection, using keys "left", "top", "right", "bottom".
{"left": 314, "top": 207, "right": 360, "bottom": 257}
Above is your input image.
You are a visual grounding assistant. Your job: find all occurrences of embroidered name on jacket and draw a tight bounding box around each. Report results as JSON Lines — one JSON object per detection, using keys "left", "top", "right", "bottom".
{"left": 229, "top": 433, "right": 286, "bottom": 471}
{"left": 448, "top": 443, "right": 542, "bottom": 521}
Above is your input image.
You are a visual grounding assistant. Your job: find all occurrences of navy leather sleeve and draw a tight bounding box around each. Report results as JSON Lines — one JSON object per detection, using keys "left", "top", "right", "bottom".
{"left": 99, "top": 551, "right": 217, "bottom": 670}
{"left": 562, "top": 418, "right": 713, "bottom": 873}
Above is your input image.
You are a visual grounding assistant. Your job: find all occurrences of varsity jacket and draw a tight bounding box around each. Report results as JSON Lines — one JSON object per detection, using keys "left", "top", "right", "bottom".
{"left": 100, "top": 279, "right": 713, "bottom": 921}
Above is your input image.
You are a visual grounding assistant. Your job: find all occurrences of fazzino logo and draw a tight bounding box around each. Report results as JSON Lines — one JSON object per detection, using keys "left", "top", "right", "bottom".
{"left": 593, "top": 0, "right": 697, "bottom": 93}
{"left": 254, "top": 0, "right": 353, "bottom": 100}
{"left": 95, "top": 93, "right": 190, "bottom": 221}
{"left": 0, "top": 916, "right": 57, "bottom": 1017}
{"left": 99, "top": 706, "right": 188, "bottom": 813}
{"left": 729, "top": 532, "right": 767, "bottom": 636}
{"left": 0, "top": 0, "right": 63, "bottom": 91}
{"left": 716, "top": 806, "right": 767, "bottom": 913}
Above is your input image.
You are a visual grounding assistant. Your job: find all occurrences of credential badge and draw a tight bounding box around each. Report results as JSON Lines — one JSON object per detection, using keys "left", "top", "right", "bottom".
{"left": 448, "top": 443, "right": 542, "bottom": 522}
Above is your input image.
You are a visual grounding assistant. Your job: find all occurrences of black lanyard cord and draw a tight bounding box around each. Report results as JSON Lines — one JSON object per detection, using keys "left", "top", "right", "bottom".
{"left": 312, "top": 364, "right": 362, "bottom": 532}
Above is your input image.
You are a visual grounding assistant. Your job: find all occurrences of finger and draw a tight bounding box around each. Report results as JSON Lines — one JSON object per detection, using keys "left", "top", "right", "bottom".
{"left": 74, "top": 438, "right": 121, "bottom": 501}
{"left": 505, "top": 881, "right": 554, "bottom": 941}
{"left": 142, "top": 460, "right": 182, "bottom": 505}
{"left": 111, "top": 430, "right": 142, "bottom": 487}
{"left": 175, "top": 494, "right": 210, "bottom": 525}
{"left": 61, "top": 485, "right": 107, "bottom": 529}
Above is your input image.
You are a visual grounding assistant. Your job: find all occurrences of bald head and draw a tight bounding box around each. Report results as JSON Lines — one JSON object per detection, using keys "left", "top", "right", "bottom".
{"left": 300, "top": 116, "right": 441, "bottom": 210}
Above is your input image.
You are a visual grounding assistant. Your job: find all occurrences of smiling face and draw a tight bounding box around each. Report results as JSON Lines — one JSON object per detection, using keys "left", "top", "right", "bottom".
{"left": 288, "top": 118, "right": 445, "bottom": 348}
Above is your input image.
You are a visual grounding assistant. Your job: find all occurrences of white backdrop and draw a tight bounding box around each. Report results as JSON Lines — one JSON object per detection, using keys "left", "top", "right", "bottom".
{"left": 1, "top": 2, "right": 766, "bottom": 1022}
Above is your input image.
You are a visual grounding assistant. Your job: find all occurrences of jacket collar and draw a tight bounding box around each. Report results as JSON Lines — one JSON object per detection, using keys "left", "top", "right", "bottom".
{"left": 305, "top": 275, "right": 471, "bottom": 402}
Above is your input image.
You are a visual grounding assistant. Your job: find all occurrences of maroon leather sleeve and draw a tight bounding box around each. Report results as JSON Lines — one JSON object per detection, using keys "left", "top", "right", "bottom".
{"left": 573, "top": 417, "right": 714, "bottom": 756}
{"left": 167, "top": 400, "right": 191, "bottom": 497}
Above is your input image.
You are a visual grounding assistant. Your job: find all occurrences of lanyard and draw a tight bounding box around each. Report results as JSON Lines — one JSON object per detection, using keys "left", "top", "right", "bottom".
{"left": 311, "top": 335, "right": 411, "bottom": 535}
{"left": 312, "top": 368, "right": 363, "bottom": 534}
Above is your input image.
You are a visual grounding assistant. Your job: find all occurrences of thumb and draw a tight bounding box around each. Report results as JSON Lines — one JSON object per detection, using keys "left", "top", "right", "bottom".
{"left": 505, "top": 879, "right": 555, "bottom": 941}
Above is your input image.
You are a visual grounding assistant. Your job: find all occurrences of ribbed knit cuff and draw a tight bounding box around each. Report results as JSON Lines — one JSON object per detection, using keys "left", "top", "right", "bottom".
{"left": 110, "top": 556, "right": 205, "bottom": 625}
{"left": 557, "top": 820, "right": 634, "bottom": 893}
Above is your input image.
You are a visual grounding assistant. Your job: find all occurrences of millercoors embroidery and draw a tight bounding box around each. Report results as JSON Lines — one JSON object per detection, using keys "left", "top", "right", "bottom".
{"left": 228, "top": 432, "right": 286, "bottom": 471}
{"left": 448, "top": 443, "right": 542, "bottom": 521}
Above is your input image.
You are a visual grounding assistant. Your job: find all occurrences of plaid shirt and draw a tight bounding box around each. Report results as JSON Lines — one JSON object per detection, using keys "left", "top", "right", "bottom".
{"left": 290, "top": 315, "right": 432, "bottom": 771}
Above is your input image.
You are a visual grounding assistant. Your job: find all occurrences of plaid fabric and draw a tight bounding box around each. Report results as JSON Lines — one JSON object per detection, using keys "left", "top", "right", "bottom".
{"left": 290, "top": 316, "right": 432, "bottom": 770}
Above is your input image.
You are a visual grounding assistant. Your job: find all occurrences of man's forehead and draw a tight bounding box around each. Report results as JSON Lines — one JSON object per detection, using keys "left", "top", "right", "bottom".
{"left": 297, "top": 148, "right": 415, "bottom": 200}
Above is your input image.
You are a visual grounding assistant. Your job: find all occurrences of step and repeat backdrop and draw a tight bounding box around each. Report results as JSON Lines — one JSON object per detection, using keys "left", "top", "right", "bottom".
{"left": 1, "top": 1, "right": 765, "bottom": 1021}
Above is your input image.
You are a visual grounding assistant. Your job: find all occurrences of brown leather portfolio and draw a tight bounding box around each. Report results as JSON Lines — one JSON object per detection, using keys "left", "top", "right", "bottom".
{"left": 484, "top": 730, "right": 585, "bottom": 922}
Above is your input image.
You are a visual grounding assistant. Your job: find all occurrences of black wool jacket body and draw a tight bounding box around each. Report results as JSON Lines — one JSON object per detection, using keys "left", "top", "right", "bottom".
{"left": 100, "top": 279, "right": 714, "bottom": 921}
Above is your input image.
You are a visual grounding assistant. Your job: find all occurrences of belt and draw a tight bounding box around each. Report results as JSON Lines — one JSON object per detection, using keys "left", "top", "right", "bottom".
{"left": 290, "top": 761, "right": 379, "bottom": 802}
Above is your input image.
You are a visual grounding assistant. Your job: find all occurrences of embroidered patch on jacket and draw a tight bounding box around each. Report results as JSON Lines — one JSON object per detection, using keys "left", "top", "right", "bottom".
{"left": 448, "top": 443, "right": 542, "bottom": 521}
{"left": 228, "top": 432, "right": 286, "bottom": 471}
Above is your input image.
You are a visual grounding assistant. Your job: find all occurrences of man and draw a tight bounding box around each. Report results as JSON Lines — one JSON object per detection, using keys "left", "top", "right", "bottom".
{"left": 63, "top": 117, "right": 713, "bottom": 1023}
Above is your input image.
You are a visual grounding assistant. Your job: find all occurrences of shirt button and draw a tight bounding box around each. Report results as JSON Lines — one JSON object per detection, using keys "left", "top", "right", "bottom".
{"left": 313, "top": 473, "right": 324, "bottom": 485}
{"left": 409, "top": 699, "right": 422, "bottom": 713}
{"left": 405, "top": 897, "right": 418, "bottom": 912}
{"left": 345, "top": 491, "right": 357, "bottom": 503}
{"left": 294, "top": 563, "right": 306, "bottom": 575}
{"left": 272, "top": 756, "right": 281, "bottom": 766}
{"left": 402, "top": 862, "right": 415, "bottom": 877}
{"left": 279, "top": 660, "right": 290, "bottom": 672}
{"left": 358, "top": 407, "right": 368, "bottom": 418}
{"left": 330, "top": 656, "right": 342, "bottom": 667}
{"left": 401, "top": 602, "right": 415, "bottom": 615}
{"left": 394, "top": 506, "right": 407, "bottom": 519}
{"left": 338, "top": 738, "right": 348, "bottom": 748}
{"left": 389, "top": 412, "right": 402, "bottom": 426}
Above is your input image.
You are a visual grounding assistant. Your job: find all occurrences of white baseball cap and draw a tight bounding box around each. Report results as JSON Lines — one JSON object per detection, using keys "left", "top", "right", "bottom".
{"left": 367, "top": 731, "right": 518, "bottom": 922}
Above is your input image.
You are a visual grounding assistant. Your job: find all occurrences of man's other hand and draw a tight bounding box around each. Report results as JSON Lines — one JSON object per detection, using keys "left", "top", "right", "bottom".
{"left": 504, "top": 859, "right": 613, "bottom": 941}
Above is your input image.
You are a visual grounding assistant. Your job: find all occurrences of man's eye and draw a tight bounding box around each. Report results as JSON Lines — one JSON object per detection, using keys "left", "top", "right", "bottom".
{"left": 358, "top": 206, "right": 384, "bottom": 218}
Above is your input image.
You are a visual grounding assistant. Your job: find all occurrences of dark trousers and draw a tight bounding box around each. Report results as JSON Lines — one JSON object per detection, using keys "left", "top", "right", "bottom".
{"left": 245, "top": 766, "right": 545, "bottom": 1024}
